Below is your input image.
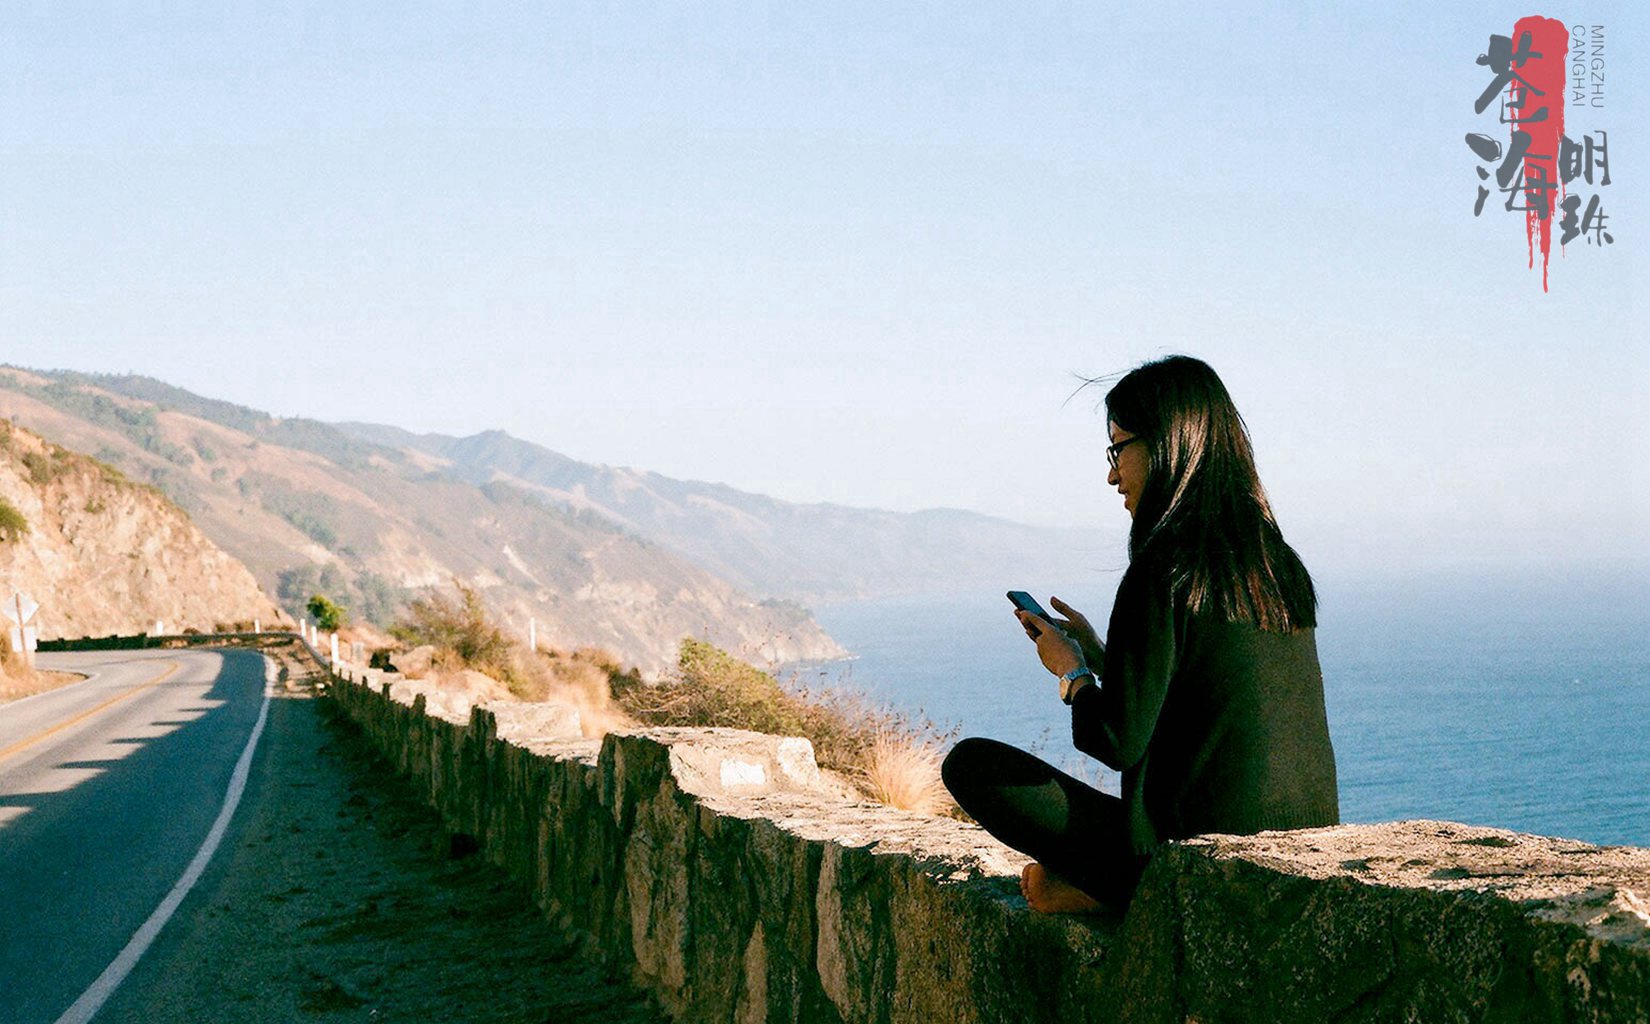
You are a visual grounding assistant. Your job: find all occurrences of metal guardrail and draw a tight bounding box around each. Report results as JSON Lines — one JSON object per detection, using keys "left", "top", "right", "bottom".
{"left": 34, "top": 629, "right": 346, "bottom": 683}
{"left": 34, "top": 629, "right": 336, "bottom": 673}
{"left": 36, "top": 631, "right": 301, "bottom": 652}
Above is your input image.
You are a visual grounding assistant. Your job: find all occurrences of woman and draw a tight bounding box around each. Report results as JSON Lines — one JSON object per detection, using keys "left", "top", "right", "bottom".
{"left": 941, "top": 355, "right": 1338, "bottom": 912}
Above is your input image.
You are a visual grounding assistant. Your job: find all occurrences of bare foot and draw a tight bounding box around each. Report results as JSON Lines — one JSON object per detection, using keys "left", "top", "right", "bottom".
{"left": 1020, "top": 862, "right": 1103, "bottom": 914}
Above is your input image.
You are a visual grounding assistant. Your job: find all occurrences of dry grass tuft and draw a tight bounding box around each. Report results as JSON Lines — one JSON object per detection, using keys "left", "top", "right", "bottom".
{"left": 524, "top": 647, "right": 634, "bottom": 738}
{"left": 0, "top": 648, "right": 82, "bottom": 703}
{"left": 860, "top": 731, "right": 950, "bottom": 815}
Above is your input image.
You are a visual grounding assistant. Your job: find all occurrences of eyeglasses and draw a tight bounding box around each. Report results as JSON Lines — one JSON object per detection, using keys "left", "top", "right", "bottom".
{"left": 1105, "top": 436, "right": 1143, "bottom": 470}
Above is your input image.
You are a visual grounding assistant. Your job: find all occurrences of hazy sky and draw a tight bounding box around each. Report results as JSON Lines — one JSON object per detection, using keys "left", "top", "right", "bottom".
{"left": 4, "top": 3, "right": 1644, "bottom": 579}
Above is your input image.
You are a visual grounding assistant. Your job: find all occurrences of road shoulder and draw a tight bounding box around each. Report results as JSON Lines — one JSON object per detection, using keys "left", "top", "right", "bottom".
{"left": 98, "top": 648, "right": 665, "bottom": 1024}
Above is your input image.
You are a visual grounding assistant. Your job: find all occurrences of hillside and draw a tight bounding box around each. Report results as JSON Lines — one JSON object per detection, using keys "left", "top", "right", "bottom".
{"left": 340, "top": 426, "right": 1122, "bottom": 606}
{"left": 0, "top": 369, "right": 842, "bottom": 675}
{"left": 0, "top": 421, "right": 283, "bottom": 640}
{"left": 8, "top": 372, "right": 1120, "bottom": 608}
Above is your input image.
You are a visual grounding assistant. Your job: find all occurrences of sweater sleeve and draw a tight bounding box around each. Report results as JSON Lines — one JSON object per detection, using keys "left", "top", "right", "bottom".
{"left": 1071, "top": 566, "right": 1181, "bottom": 771}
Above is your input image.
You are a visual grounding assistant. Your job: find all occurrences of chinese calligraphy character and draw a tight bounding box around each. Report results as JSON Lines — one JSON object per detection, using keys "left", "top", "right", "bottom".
{"left": 1559, "top": 194, "right": 1614, "bottom": 244}
{"left": 1475, "top": 31, "right": 1550, "bottom": 117}
{"left": 1558, "top": 131, "right": 1611, "bottom": 185}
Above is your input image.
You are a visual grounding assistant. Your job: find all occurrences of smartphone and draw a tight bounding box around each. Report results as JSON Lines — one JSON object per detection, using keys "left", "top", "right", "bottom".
{"left": 1006, "top": 590, "right": 1050, "bottom": 636}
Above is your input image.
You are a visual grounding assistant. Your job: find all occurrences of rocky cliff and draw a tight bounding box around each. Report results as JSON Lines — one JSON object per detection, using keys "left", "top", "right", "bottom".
{"left": 0, "top": 421, "right": 283, "bottom": 638}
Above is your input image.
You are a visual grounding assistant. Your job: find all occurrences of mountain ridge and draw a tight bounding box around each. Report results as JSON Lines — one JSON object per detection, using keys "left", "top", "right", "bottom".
{"left": 334, "top": 421, "right": 1121, "bottom": 606}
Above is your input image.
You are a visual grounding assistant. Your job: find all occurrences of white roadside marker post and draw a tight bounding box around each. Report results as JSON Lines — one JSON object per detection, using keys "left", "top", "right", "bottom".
{"left": 7, "top": 591, "right": 38, "bottom": 668}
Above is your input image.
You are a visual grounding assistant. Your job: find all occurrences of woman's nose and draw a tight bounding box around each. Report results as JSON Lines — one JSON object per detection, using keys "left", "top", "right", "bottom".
{"left": 1106, "top": 463, "right": 1120, "bottom": 486}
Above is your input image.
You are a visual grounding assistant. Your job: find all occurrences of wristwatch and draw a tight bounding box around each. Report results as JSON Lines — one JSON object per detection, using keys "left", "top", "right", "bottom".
{"left": 1059, "top": 665, "right": 1096, "bottom": 704}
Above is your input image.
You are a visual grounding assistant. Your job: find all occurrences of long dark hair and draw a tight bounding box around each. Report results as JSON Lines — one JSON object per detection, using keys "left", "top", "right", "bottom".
{"left": 1103, "top": 355, "right": 1316, "bottom": 631}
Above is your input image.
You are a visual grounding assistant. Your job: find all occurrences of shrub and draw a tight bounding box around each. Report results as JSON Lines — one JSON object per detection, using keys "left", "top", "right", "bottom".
{"left": 613, "top": 637, "right": 808, "bottom": 736}
{"left": 383, "top": 588, "right": 626, "bottom": 729}
{"left": 19, "top": 450, "right": 52, "bottom": 484}
{"left": 613, "top": 637, "right": 956, "bottom": 814}
{"left": 373, "top": 600, "right": 957, "bottom": 814}
{"left": 390, "top": 582, "right": 511, "bottom": 675}
{"left": 0, "top": 499, "right": 27, "bottom": 541}
{"left": 306, "top": 593, "right": 346, "bottom": 632}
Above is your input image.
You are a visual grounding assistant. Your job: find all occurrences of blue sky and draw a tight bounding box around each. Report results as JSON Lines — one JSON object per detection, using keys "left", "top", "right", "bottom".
{"left": 2, "top": 2, "right": 1644, "bottom": 578}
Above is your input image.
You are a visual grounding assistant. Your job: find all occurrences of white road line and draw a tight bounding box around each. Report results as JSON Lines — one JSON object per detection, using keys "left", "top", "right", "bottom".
{"left": 52, "top": 656, "right": 277, "bottom": 1024}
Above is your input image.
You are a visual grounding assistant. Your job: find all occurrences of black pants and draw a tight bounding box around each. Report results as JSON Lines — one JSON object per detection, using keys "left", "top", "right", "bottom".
{"left": 940, "top": 737, "right": 1145, "bottom": 905}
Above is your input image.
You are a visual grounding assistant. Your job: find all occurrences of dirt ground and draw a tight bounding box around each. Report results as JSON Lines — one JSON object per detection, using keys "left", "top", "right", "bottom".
{"left": 0, "top": 664, "right": 84, "bottom": 702}
{"left": 98, "top": 646, "right": 666, "bottom": 1023}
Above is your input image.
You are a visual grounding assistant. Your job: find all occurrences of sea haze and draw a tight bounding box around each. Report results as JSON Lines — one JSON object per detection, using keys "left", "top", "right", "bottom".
{"left": 797, "top": 568, "right": 1650, "bottom": 848}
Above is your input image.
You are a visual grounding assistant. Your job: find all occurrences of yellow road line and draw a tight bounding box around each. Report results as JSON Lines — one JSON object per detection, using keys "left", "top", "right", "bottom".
{"left": 0, "top": 661, "right": 182, "bottom": 764}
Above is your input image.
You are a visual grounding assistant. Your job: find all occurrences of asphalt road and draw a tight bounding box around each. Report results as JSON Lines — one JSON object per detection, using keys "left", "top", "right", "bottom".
{"left": 0, "top": 649, "right": 269, "bottom": 1024}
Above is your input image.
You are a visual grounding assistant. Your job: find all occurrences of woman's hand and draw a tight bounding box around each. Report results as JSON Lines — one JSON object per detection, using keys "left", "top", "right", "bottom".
{"left": 1015, "top": 610, "right": 1085, "bottom": 679}
{"left": 1049, "top": 596, "right": 1105, "bottom": 671}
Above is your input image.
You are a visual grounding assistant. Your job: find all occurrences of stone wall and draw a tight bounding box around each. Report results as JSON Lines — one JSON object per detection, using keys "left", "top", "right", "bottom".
{"left": 324, "top": 661, "right": 1650, "bottom": 1023}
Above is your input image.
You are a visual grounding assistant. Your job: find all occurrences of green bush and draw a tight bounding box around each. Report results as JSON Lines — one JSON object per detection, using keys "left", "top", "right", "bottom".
{"left": 19, "top": 450, "right": 53, "bottom": 484}
{"left": 0, "top": 498, "right": 27, "bottom": 541}
{"left": 306, "top": 593, "right": 346, "bottom": 632}
{"left": 613, "top": 637, "right": 814, "bottom": 737}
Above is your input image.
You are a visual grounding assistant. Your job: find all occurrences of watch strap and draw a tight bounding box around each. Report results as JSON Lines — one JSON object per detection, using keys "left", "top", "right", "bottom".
{"left": 1059, "top": 666, "right": 1096, "bottom": 704}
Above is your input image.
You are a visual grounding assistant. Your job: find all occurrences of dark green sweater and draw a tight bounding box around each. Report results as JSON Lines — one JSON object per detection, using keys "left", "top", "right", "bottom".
{"left": 1071, "top": 559, "right": 1340, "bottom": 857}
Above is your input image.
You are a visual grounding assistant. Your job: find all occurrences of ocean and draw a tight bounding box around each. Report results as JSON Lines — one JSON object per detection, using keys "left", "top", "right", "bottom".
{"left": 792, "top": 569, "right": 1650, "bottom": 848}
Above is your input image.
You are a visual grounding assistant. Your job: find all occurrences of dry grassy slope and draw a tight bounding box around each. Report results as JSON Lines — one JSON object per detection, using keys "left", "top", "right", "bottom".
{"left": 0, "top": 370, "right": 844, "bottom": 675}
{"left": 0, "top": 421, "right": 283, "bottom": 639}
